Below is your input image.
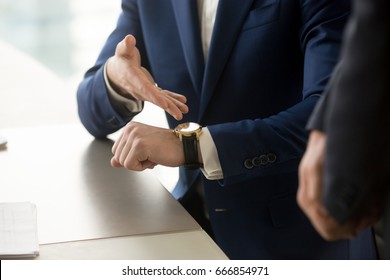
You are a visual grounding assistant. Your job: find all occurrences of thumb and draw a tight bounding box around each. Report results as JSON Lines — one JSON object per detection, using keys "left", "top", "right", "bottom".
{"left": 111, "top": 157, "right": 122, "bottom": 168}
{"left": 116, "top": 35, "right": 138, "bottom": 59}
{"left": 123, "top": 34, "right": 136, "bottom": 49}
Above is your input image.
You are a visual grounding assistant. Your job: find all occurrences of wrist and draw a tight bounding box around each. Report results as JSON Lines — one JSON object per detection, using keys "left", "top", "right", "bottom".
{"left": 106, "top": 58, "right": 134, "bottom": 98}
{"left": 174, "top": 122, "right": 203, "bottom": 169}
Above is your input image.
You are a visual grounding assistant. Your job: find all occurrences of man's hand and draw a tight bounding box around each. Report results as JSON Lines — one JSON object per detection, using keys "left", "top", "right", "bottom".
{"left": 106, "top": 34, "right": 189, "bottom": 120}
{"left": 297, "top": 130, "right": 370, "bottom": 240}
{"left": 111, "top": 122, "right": 185, "bottom": 171}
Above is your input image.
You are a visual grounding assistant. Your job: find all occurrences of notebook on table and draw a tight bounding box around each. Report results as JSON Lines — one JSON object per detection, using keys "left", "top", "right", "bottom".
{"left": 0, "top": 202, "right": 39, "bottom": 259}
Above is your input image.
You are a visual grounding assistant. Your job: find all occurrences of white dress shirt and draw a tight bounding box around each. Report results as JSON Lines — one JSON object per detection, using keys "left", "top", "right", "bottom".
{"left": 104, "top": 0, "right": 223, "bottom": 179}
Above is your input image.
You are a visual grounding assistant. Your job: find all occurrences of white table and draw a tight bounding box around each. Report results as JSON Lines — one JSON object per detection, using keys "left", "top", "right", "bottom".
{"left": 0, "top": 124, "right": 227, "bottom": 259}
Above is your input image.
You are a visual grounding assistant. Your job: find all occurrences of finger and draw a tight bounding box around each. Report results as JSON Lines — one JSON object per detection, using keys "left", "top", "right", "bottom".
{"left": 111, "top": 157, "right": 123, "bottom": 168}
{"left": 307, "top": 169, "right": 322, "bottom": 202}
{"left": 111, "top": 130, "right": 126, "bottom": 156}
{"left": 313, "top": 208, "right": 357, "bottom": 241}
{"left": 297, "top": 157, "right": 310, "bottom": 211}
{"left": 149, "top": 85, "right": 187, "bottom": 105}
{"left": 149, "top": 93, "right": 184, "bottom": 120}
{"left": 124, "top": 34, "right": 136, "bottom": 48}
{"left": 121, "top": 35, "right": 137, "bottom": 58}
{"left": 116, "top": 35, "right": 134, "bottom": 57}
{"left": 112, "top": 132, "right": 124, "bottom": 154}
{"left": 151, "top": 90, "right": 188, "bottom": 120}
{"left": 141, "top": 161, "right": 157, "bottom": 170}
{"left": 118, "top": 137, "right": 134, "bottom": 167}
{"left": 164, "top": 101, "right": 185, "bottom": 120}
{"left": 165, "top": 90, "right": 187, "bottom": 104}
{"left": 165, "top": 91, "right": 189, "bottom": 113}
{"left": 113, "top": 134, "right": 130, "bottom": 165}
{"left": 144, "top": 84, "right": 170, "bottom": 110}
{"left": 147, "top": 163, "right": 158, "bottom": 169}
{"left": 123, "top": 146, "right": 151, "bottom": 171}
{"left": 131, "top": 75, "right": 187, "bottom": 120}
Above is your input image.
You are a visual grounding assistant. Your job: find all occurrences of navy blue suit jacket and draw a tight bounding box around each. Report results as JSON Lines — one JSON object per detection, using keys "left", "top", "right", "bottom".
{"left": 77, "top": 0, "right": 377, "bottom": 259}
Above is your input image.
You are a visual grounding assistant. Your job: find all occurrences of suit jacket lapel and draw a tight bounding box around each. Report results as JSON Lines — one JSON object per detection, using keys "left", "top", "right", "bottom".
{"left": 171, "top": 0, "right": 204, "bottom": 95}
{"left": 200, "top": 0, "right": 254, "bottom": 120}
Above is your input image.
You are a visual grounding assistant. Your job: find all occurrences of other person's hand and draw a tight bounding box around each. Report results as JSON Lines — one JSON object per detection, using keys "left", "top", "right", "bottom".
{"left": 297, "top": 130, "right": 375, "bottom": 240}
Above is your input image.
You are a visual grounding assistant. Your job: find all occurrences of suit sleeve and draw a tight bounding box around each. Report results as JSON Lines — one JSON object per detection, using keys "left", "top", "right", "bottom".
{"left": 322, "top": 0, "right": 390, "bottom": 223}
{"left": 76, "top": 0, "right": 149, "bottom": 138}
{"left": 208, "top": 0, "right": 350, "bottom": 186}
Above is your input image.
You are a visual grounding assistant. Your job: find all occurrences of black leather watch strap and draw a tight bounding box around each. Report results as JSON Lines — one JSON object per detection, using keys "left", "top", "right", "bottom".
{"left": 182, "top": 134, "right": 201, "bottom": 169}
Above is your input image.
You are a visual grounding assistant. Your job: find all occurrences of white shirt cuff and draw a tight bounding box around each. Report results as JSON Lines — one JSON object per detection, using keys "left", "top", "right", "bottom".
{"left": 103, "top": 63, "right": 143, "bottom": 112}
{"left": 199, "top": 127, "right": 224, "bottom": 180}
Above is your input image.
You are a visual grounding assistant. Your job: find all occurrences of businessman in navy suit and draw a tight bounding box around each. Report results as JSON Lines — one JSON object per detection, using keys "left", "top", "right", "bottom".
{"left": 77, "top": 0, "right": 377, "bottom": 259}
{"left": 298, "top": 0, "right": 389, "bottom": 258}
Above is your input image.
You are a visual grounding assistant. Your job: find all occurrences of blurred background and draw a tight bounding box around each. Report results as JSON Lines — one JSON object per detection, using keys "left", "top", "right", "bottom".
{"left": 0, "top": 0, "right": 120, "bottom": 85}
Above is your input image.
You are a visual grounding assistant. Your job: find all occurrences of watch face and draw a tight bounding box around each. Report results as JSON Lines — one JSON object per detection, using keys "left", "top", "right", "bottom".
{"left": 178, "top": 122, "right": 201, "bottom": 133}
{"left": 175, "top": 122, "right": 202, "bottom": 137}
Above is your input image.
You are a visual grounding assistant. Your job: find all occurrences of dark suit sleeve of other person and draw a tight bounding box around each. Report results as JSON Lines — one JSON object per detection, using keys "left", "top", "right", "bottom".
{"left": 308, "top": 0, "right": 390, "bottom": 236}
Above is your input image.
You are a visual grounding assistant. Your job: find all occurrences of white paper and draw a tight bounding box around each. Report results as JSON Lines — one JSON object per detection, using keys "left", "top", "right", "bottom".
{"left": 0, "top": 202, "right": 39, "bottom": 258}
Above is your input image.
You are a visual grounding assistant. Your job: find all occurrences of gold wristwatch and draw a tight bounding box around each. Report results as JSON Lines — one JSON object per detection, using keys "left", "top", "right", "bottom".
{"left": 174, "top": 122, "right": 203, "bottom": 169}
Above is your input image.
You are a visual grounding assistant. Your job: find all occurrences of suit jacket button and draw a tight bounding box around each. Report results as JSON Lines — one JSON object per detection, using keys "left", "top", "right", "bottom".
{"left": 252, "top": 157, "right": 261, "bottom": 166}
{"left": 260, "top": 155, "right": 268, "bottom": 165}
{"left": 108, "top": 117, "right": 119, "bottom": 126}
{"left": 244, "top": 159, "right": 254, "bottom": 169}
{"left": 267, "top": 153, "right": 277, "bottom": 163}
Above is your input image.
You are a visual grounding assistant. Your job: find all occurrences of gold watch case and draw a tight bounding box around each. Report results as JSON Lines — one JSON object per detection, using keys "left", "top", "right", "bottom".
{"left": 174, "top": 122, "right": 202, "bottom": 141}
